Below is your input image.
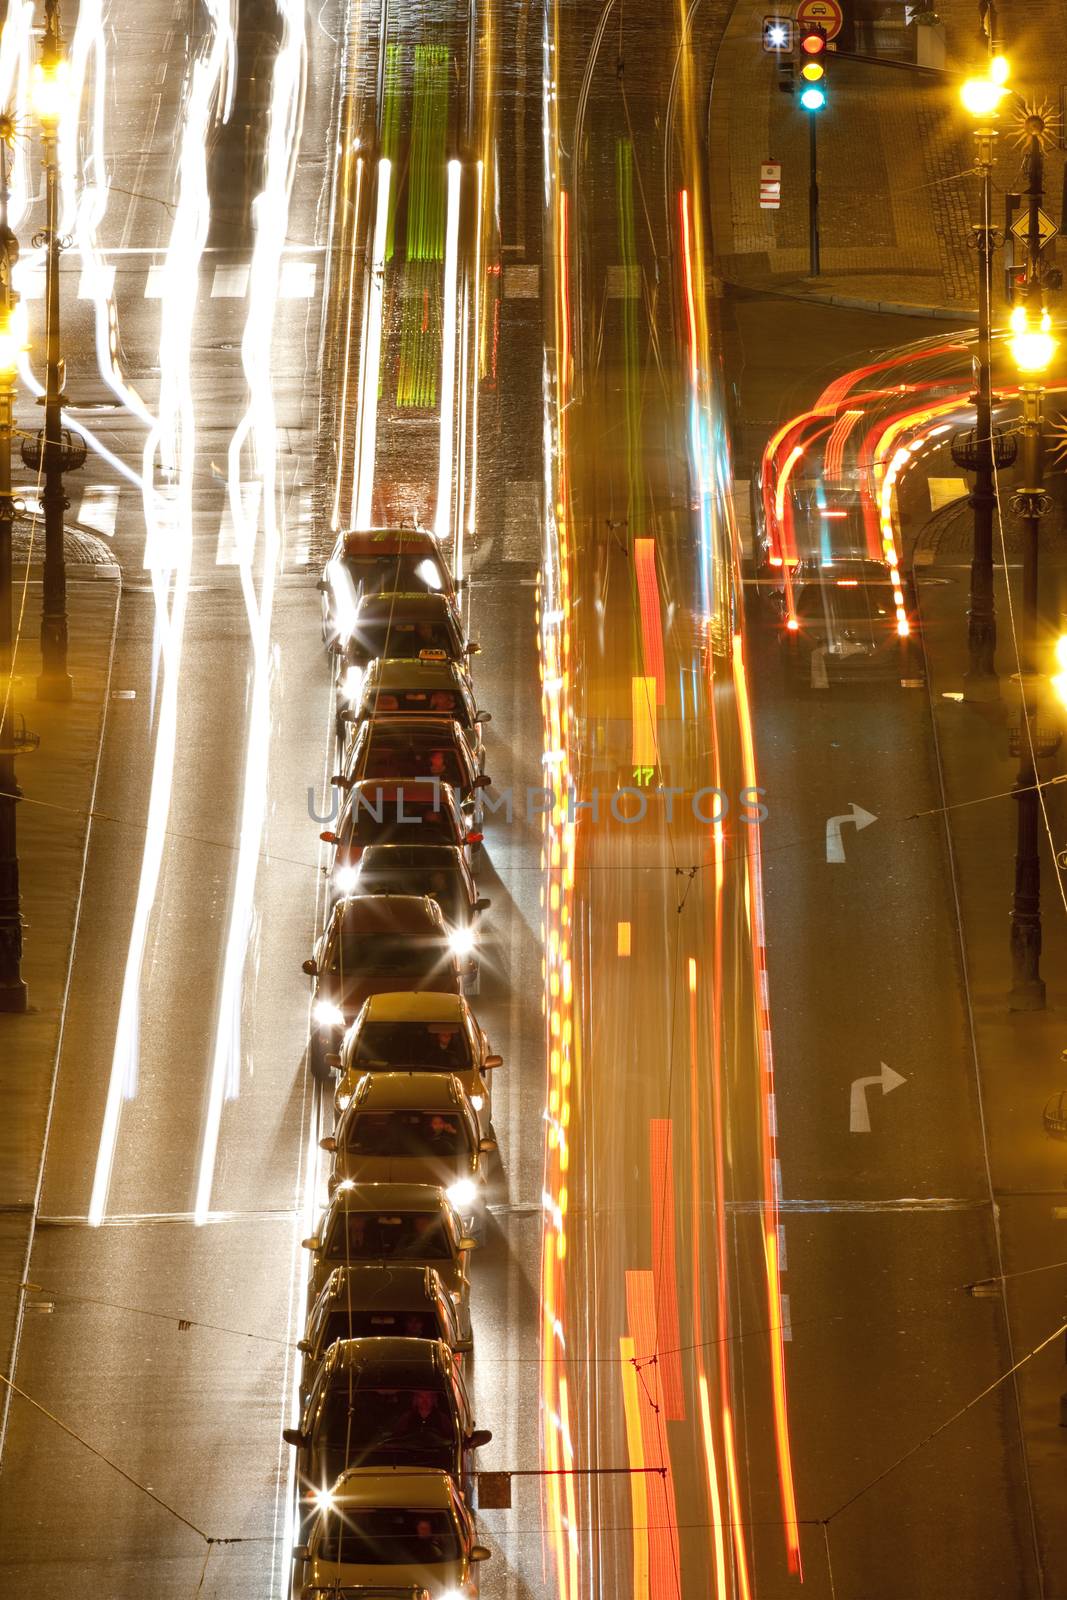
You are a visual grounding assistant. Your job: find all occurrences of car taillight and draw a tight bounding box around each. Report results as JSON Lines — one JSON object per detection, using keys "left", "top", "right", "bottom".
{"left": 785, "top": 618, "right": 800, "bottom": 632}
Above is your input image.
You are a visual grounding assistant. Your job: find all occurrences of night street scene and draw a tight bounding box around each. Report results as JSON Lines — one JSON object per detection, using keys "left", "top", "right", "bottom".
{"left": 3, "top": 0, "right": 1067, "bottom": 1595}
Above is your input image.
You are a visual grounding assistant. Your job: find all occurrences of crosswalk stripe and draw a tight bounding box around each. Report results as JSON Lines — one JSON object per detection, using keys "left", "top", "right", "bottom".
{"left": 216, "top": 480, "right": 262, "bottom": 565}
{"left": 279, "top": 259, "right": 316, "bottom": 299}
{"left": 211, "top": 264, "right": 249, "bottom": 298}
{"left": 76, "top": 485, "right": 119, "bottom": 539}
{"left": 143, "top": 490, "right": 182, "bottom": 569}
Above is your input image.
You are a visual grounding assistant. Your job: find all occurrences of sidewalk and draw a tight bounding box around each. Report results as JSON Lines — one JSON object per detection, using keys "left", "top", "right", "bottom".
{"left": 709, "top": 0, "right": 1067, "bottom": 319}
{"left": 0, "top": 539, "right": 118, "bottom": 1419}
{"left": 914, "top": 505, "right": 1067, "bottom": 1589}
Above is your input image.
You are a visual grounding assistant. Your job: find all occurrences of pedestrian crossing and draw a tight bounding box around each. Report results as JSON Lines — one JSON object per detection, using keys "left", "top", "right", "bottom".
{"left": 16, "top": 258, "right": 320, "bottom": 302}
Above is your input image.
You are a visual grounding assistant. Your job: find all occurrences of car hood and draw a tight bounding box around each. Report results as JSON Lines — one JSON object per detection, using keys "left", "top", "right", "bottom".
{"left": 306, "top": 1556, "right": 468, "bottom": 1593}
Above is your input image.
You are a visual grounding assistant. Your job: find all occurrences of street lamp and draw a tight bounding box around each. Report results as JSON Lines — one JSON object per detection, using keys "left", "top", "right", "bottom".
{"left": 0, "top": 115, "right": 29, "bottom": 1012}
{"left": 1008, "top": 298, "right": 1056, "bottom": 1010}
{"left": 31, "top": 0, "right": 72, "bottom": 703}
{"left": 957, "top": 56, "right": 1011, "bottom": 699}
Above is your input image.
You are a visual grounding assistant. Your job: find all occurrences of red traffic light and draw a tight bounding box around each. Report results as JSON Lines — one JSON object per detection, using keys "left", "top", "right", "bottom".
{"left": 800, "top": 26, "right": 827, "bottom": 54}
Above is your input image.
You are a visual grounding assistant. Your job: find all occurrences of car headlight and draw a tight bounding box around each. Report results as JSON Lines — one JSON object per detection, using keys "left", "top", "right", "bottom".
{"left": 313, "top": 1000, "right": 345, "bottom": 1027}
{"left": 470, "top": 1094, "right": 484, "bottom": 1112}
{"left": 335, "top": 1092, "right": 351, "bottom": 1112}
{"left": 439, "top": 1590, "right": 465, "bottom": 1600}
{"left": 449, "top": 926, "right": 475, "bottom": 958}
{"left": 332, "top": 864, "right": 359, "bottom": 895}
{"left": 447, "top": 1178, "right": 478, "bottom": 1212}
{"left": 343, "top": 665, "right": 363, "bottom": 704}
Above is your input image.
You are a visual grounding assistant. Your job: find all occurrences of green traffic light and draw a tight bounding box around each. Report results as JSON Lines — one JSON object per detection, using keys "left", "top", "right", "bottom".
{"left": 800, "top": 85, "right": 826, "bottom": 110}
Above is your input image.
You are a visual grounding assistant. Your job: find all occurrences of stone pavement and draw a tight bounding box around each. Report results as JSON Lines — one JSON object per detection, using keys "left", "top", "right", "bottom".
{"left": 709, "top": 0, "right": 1067, "bottom": 319}
{"left": 0, "top": 547, "right": 118, "bottom": 1437}
{"left": 910, "top": 501, "right": 1067, "bottom": 1588}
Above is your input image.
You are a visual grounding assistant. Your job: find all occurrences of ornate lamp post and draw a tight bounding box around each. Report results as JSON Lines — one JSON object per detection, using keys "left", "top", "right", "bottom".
{"left": 31, "top": 0, "right": 75, "bottom": 702}
{"left": 0, "top": 116, "right": 30, "bottom": 1011}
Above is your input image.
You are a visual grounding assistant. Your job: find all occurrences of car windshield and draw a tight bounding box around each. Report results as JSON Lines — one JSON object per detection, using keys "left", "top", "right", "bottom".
{"left": 343, "top": 553, "right": 447, "bottom": 596}
{"left": 796, "top": 582, "right": 896, "bottom": 627}
{"left": 340, "top": 801, "right": 459, "bottom": 848}
{"left": 317, "top": 1507, "right": 461, "bottom": 1564}
{"left": 363, "top": 688, "right": 465, "bottom": 719}
{"left": 333, "top": 936, "right": 448, "bottom": 975}
{"left": 316, "top": 1385, "right": 457, "bottom": 1474}
{"left": 320, "top": 1307, "right": 443, "bottom": 1344}
{"left": 345, "top": 1111, "right": 469, "bottom": 1159}
{"left": 350, "top": 615, "right": 459, "bottom": 660}
{"left": 353, "top": 1021, "right": 473, "bottom": 1070}
{"left": 356, "top": 745, "right": 467, "bottom": 789}
{"left": 324, "top": 1211, "right": 454, "bottom": 1262}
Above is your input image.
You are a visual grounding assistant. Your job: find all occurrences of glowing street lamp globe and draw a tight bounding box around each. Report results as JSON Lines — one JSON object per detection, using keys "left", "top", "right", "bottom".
{"left": 1009, "top": 303, "right": 1057, "bottom": 375}
{"left": 31, "top": 57, "right": 68, "bottom": 126}
{"left": 960, "top": 73, "right": 1007, "bottom": 118}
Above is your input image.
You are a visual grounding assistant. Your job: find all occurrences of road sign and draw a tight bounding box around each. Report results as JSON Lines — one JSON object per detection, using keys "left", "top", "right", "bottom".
{"left": 1011, "top": 207, "right": 1058, "bottom": 247}
{"left": 796, "top": 0, "right": 843, "bottom": 41}
{"left": 760, "top": 161, "right": 781, "bottom": 210}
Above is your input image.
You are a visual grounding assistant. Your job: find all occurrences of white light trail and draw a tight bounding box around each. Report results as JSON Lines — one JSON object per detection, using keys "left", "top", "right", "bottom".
{"left": 351, "top": 159, "right": 391, "bottom": 530}
{"left": 88, "top": 3, "right": 237, "bottom": 1228}
{"left": 460, "top": 157, "right": 485, "bottom": 582}
{"left": 194, "top": 0, "right": 308, "bottom": 1225}
{"left": 434, "top": 160, "right": 462, "bottom": 541}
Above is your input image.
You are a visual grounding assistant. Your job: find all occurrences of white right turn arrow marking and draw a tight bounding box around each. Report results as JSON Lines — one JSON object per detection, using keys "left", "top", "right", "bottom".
{"left": 850, "top": 1062, "right": 907, "bottom": 1133}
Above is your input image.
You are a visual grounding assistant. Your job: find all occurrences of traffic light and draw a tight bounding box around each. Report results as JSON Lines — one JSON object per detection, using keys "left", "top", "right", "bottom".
{"left": 798, "top": 25, "right": 827, "bottom": 110}
{"left": 763, "top": 16, "right": 793, "bottom": 50}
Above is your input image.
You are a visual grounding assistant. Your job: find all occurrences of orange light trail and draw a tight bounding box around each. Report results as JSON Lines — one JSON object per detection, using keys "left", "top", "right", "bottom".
{"left": 626, "top": 1271, "right": 682, "bottom": 1599}
{"left": 620, "top": 1335, "right": 651, "bottom": 1600}
{"left": 697, "top": 1374, "right": 730, "bottom": 1600}
{"left": 649, "top": 1119, "right": 685, "bottom": 1420}
{"left": 679, "top": 189, "right": 699, "bottom": 388}
{"left": 634, "top": 538, "right": 667, "bottom": 705}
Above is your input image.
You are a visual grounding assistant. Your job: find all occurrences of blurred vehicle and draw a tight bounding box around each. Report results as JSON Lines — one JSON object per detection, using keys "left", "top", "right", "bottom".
{"left": 294, "top": 1467, "right": 489, "bottom": 1597}
{"left": 299, "top": 1265, "right": 471, "bottom": 1402}
{"left": 302, "top": 1183, "right": 476, "bottom": 1330}
{"left": 776, "top": 558, "right": 922, "bottom": 691}
{"left": 336, "top": 716, "right": 491, "bottom": 816}
{"left": 343, "top": 658, "right": 489, "bottom": 775}
{"left": 321, "top": 1073, "right": 495, "bottom": 1225}
{"left": 320, "top": 529, "right": 461, "bottom": 646}
{"left": 333, "top": 844, "right": 489, "bottom": 989}
{"left": 321, "top": 782, "right": 481, "bottom": 902}
{"left": 333, "top": 993, "right": 502, "bottom": 1138}
{"left": 283, "top": 1337, "right": 490, "bottom": 1521}
{"left": 303, "top": 896, "right": 469, "bottom": 1079}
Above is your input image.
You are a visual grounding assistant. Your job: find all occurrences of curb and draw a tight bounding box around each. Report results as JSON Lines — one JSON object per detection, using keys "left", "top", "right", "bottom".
{"left": 720, "top": 276, "right": 977, "bottom": 323}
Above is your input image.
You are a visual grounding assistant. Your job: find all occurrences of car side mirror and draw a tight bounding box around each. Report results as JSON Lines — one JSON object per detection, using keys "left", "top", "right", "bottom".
{"left": 301, "top": 1235, "right": 320, "bottom": 1251}
{"left": 471, "top": 1543, "right": 491, "bottom": 1562}
{"left": 319, "top": 1135, "right": 337, "bottom": 1153}
{"left": 292, "top": 1543, "right": 310, "bottom": 1562}
{"left": 324, "top": 1052, "right": 342, "bottom": 1069}
{"left": 315, "top": 578, "right": 329, "bottom": 594}
{"left": 302, "top": 958, "right": 318, "bottom": 976}
{"left": 483, "top": 1054, "right": 503, "bottom": 1069}
{"left": 460, "top": 1235, "right": 478, "bottom": 1252}
{"left": 296, "top": 1339, "right": 312, "bottom": 1355}
{"left": 282, "top": 1427, "right": 310, "bottom": 1449}
{"left": 466, "top": 1428, "right": 493, "bottom": 1450}
{"left": 474, "top": 774, "right": 492, "bottom": 789}
{"left": 455, "top": 1337, "right": 473, "bottom": 1354}
{"left": 476, "top": 709, "right": 491, "bottom": 723}
{"left": 479, "top": 1137, "right": 497, "bottom": 1153}
{"left": 475, "top": 897, "right": 491, "bottom": 912}
{"left": 465, "top": 640, "right": 481, "bottom": 655}
{"left": 331, "top": 773, "right": 350, "bottom": 789}
{"left": 319, "top": 830, "right": 337, "bottom": 845}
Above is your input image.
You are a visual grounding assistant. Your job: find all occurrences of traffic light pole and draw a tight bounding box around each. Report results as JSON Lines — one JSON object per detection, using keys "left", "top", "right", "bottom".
{"left": 808, "top": 112, "right": 820, "bottom": 277}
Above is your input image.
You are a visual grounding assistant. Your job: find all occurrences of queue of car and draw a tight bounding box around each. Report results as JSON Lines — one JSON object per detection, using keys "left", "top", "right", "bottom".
{"left": 290, "top": 528, "right": 500, "bottom": 1598}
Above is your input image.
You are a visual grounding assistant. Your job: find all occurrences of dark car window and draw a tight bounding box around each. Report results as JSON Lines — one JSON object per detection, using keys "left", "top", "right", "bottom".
{"left": 339, "top": 797, "right": 461, "bottom": 848}
{"left": 325, "top": 1211, "right": 454, "bottom": 1261}
{"left": 350, "top": 615, "right": 460, "bottom": 661}
{"left": 346, "top": 1111, "right": 468, "bottom": 1159}
{"left": 321, "top": 1307, "right": 441, "bottom": 1344}
{"left": 317, "top": 1384, "right": 457, "bottom": 1473}
{"left": 335, "top": 935, "right": 449, "bottom": 974}
{"left": 796, "top": 582, "right": 895, "bottom": 625}
{"left": 354, "top": 1021, "right": 473, "bottom": 1069}
{"left": 318, "top": 1508, "right": 461, "bottom": 1564}
{"left": 356, "top": 744, "right": 467, "bottom": 789}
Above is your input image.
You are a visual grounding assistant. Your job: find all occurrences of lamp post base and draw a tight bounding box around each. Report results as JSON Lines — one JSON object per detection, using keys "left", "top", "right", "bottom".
{"left": 962, "top": 667, "right": 1000, "bottom": 704}
{"left": 0, "top": 973, "right": 28, "bottom": 1012}
{"left": 36, "top": 669, "right": 72, "bottom": 703}
{"left": 1009, "top": 916, "right": 1045, "bottom": 1011}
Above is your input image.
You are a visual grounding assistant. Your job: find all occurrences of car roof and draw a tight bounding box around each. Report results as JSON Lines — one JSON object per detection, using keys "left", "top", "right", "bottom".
{"left": 352, "top": 1072, "right": 467, "bottom": 1111}
{"left": 358, "top": 715, "right": 467, "bottom": 742}
{"left": 324, "top": 1181, "right": 456, "bottom": 1216}
{"left": 336, "top": 895, "right": 447, "bottom": 934}
{"left": 340, "top": 528, "right": 444, "bottom": 558}
{"left": 317, "top": 1264, "right": 445, "bottom": 1312}
{"left": 355, "top": 591, "right": 456, "bottom": 618}
{"left": 322, "top": 1336, "right": 453, "bottom": 1377}
{"left": 322, "top": 1464, "right": 455, "bottom": 1510}
{"left": 358, "top": 845, "right": 466, "bottom": 872}
{"left": 361, "top": 992, "right": 470, "bottom": 1024}
{"left": 364, "top": 658, "right": 467, "bottom": 691}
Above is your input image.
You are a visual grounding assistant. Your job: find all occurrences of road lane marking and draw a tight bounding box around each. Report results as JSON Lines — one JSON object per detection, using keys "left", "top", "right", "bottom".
{"left": 826, "top": 801, "right": 877, "bottom": 862}
{"left": 850, "top": 1061, "right": 907, "bottom": 1133}
{"left": 76, "top": 484, "right": 119, "bottom": 539}
{"left": 649, "top": 1121, "right": 685, "bottom": 1420}
{"left": 279, "top": 258, "right": 316, "bottom": 298}
{"left": 143, "top": 265, "right": 166, "bottom": 298}
{"left": 503, "top": 263, "right": 539, "bottom": 297}
{"left": 210, "top": 264, "right": 249, "bottom": 298}
{"left": 77, "top": 263, "right": 116, "bottom": 299}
